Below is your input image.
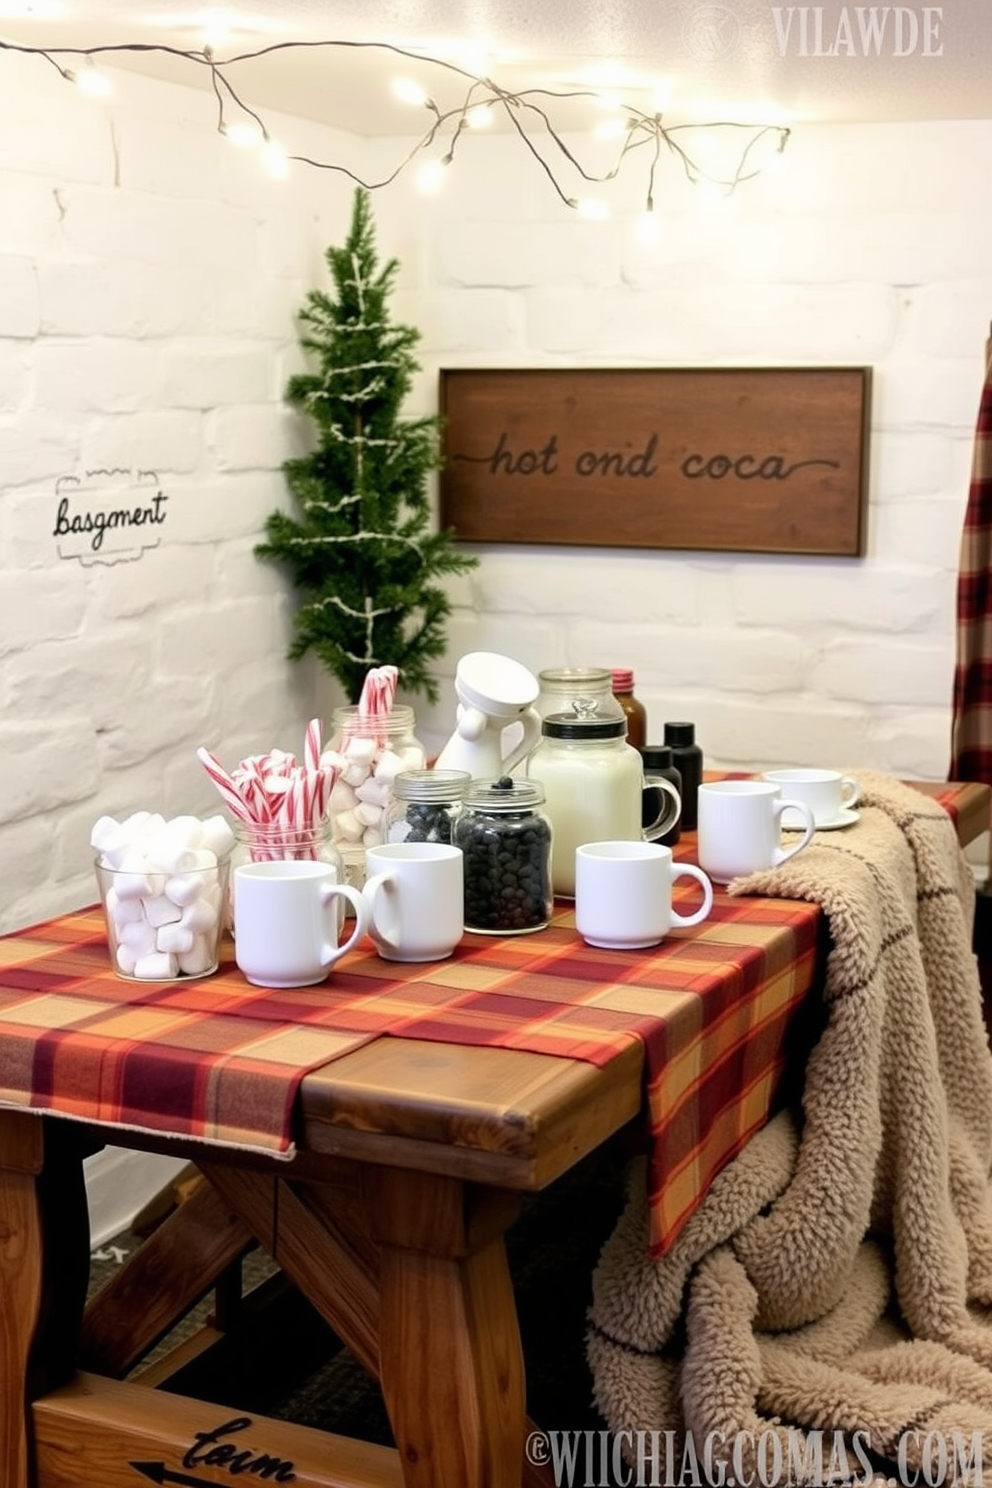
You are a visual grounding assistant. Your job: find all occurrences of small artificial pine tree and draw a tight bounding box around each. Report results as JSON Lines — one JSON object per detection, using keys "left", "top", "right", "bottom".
{"left": 256, "top": 188, "right": 476, "bottom": 705}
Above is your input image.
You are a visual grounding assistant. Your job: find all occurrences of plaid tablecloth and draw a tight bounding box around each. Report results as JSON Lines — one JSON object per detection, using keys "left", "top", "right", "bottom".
{"left": 951, "top": 339, "right": 992, "bottom": 782}
{"left": 0, "top": 784, "right": 967, "bottom": 1256}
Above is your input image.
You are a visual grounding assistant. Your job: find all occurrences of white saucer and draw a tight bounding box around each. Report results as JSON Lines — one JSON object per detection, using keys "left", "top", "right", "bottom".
{"left": 783, "top": 807, "right": 861, "bottom": 831}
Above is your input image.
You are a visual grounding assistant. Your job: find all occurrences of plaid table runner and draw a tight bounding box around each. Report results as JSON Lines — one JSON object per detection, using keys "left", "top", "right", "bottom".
{"left": 0, "top": 784, "right": 967, "bottom": 1256}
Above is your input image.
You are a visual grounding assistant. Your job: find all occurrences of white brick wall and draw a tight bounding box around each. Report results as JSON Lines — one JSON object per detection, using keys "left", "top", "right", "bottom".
{"left": 365, "top": 125, "right": 992, "bottom": 782}
{"left": 2, "top": 57, "right": 992, "bottom": 948}
{"left": 0, "top": 63, "right": 361, "bottom": 933}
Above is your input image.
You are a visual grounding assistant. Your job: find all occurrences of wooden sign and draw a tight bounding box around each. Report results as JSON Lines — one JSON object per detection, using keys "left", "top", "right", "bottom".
{"left": 439, "top": 367, "right": 871, "bottom": 557}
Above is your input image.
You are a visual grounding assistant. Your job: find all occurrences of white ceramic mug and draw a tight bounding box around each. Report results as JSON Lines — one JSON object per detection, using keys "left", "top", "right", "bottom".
{"left": 574, "top": 840, "right": 713, "bottom": 950}
{"left": 761, "top": 768, "right": 861, "bottom": 828}
{"left": 233, "top": 860, "right": 368, "bottom": 987}
{"left": 697, "top": 780, "right": 816, "bottom": 885}
{"left": 363, "top": 842, "right": 464, "bottom": 962}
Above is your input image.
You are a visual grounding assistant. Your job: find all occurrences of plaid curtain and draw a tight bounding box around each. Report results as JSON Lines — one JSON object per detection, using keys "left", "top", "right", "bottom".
{"left": 950, "top": 339, "right": 992, "bottom": 782}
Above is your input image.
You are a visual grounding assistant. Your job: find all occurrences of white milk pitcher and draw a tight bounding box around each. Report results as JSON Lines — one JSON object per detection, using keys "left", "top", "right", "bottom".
{"left": 434, "top": 651, "right": 542, "bottom": 780}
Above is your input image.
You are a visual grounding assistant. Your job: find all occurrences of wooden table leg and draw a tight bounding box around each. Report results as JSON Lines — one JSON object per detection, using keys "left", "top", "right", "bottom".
{"left": 202, "top": 1158, "right": 532, "bottom": 1488}
{"left": 0, "top": 1114, "right": 91, "bottom": 1488}
{"left": 0, "top": 1113, "right": 44, "bottom": 1488}
{"left": 366, "top": 1168, "right": 525, "bottom": 1488}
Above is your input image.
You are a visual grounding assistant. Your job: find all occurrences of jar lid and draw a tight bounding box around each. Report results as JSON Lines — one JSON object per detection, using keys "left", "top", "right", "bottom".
{"left": 463, "top": 775, "right": 546, "bottom": 811}
{"left": 640, "top": 744, "right": 675, "bottom": 770}
{"left": 541, "top": 712, "right": 627, "bottom": 740}
{"left": 611, "top": 668, "right": 635, "bottom": 692}
{"left": 392, "top": 768, "right": 470, "bottom": 802}
{"left": 455, "top": 652, "right": 539, "bottom": 717}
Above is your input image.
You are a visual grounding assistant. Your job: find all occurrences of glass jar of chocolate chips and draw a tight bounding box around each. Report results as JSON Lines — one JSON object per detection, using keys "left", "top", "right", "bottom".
{"left": 453, "top": 776, "right": 553, "bottom": 935}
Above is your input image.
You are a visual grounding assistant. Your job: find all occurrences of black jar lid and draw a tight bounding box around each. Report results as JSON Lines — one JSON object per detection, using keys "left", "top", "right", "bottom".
{"left": 640, "top": 744, "right": 676, "bottom": 771}
{"left": 541, "top": 712, "right": 626, "bottom": 741}
{"left": 463, "top": 776, "right": 546, "bottom": 811}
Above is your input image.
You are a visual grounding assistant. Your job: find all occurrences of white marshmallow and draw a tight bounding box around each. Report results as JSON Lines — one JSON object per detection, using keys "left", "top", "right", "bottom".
{"left": 119, "top": 810, "right": 153, "bottom": 838}
{"left": 181, "top": 896, "right": 219, "bottom": 934}
{"left": 343, "top": 737, "right": 377, "bottom": 763}
{"left": 98, "top": 842, "right": 132, "bottom": 871}
{"left": 153, "top": 835, "right": 209, "bottom": 875}
{"left": 199, "top": 815, "right": 235, "bottom": 858}
{"left": 362, "top": 825, "right": 384, "bottom": 847}
{"left": 119, "top": 920, "right": 157, "bottom": 956}
{"left": 111, "top": 859, "right": 154, "bottom": 900}
{"left": 178, "top": 938, "right": 216, "bottom": 976}
{"left": 116, "top": 943, "right": 138, "bottom": 975}
{"left": 157, "top": 923, "right": 195, "bottom": 955}
{"left": 122, "top": 811, "right": 167, "bottom": 843}
{"left": 107, "top": 888, "right": 143, "bottom": 926}
{"left": 355, "top": 801, "right": 382, "bottom": 827}
{"left": 333, "top": 809, "right": 364, "bottom": 842}
{"left": 143, "top": 894, "right": 183, "bottom": 928}
{"left": 329, "top": 779, "right": 358, "bottom": 812}
{"left": 165, "top": 869, "right": 210, "bottom": 907}
{"left": 157, "top": 844, "right": 215, "bottom": 878}
{"left": 343, "top": 759, "right": 372, "bottom": 787}
{"left": 133, "top": 951, "right": 178, "bottom": 980}
{"left": 163, "top": 814, "right": 204, "bottom": 846}
{"left": 91, "top": 813, "right": 120, "bottom": 847}
{"left": 372, "top": 749, "right": 406, "bottom": 781}
{"left": 355, "top": 776, "right": 392, "bottom": 808}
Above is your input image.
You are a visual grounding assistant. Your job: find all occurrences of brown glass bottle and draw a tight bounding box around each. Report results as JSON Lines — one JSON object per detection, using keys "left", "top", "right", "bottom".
{"left": 610, "top": 668, "right": 647, "bottom": 751}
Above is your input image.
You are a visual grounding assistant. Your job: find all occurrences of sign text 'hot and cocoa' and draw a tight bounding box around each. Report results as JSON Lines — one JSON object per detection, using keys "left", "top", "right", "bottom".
{"left": 439, "top": 368, "right": 870, "bottom": 557}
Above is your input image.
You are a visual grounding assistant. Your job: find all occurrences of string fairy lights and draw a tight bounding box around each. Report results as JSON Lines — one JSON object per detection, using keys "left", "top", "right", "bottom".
{"left": 0, "top": 33, "right": 791, "bottom": 213}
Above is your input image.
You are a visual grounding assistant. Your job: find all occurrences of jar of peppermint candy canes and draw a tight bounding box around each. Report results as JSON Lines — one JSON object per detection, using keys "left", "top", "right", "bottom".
{"left": 323, "top": 704, "right": 427, "bottom": 888}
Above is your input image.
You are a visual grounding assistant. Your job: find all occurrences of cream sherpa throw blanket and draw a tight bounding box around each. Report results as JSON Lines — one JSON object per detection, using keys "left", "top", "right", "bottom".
{"left": 588, "top": 773, "right": 992, "bottom": 1482}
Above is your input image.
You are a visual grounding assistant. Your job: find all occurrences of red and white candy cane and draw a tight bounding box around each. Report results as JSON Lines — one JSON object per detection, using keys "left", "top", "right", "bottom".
{"left": 198, "top": 725, "right": 339, "bottom": 860}
{"left": 304, "top": 717, "right": 322, "bottom": 775}
{"left": 357, "top": 666, "right": 399, "bottom": 747}
{"left": 235, "top": 757, "right": 273, "bottom": 823}
{"left": 196, "top": 748, "right": 256, "bottom": 826}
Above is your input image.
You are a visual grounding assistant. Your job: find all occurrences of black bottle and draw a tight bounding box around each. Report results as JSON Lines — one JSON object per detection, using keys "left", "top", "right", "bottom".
{"left": 663, "top": 722, "right": 702, "bottom": 830}
{"left": 640, "top": 744, "right": 683, "bottom": 847}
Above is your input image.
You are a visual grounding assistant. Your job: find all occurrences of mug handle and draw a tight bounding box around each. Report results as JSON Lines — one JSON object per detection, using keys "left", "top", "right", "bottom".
{"left": 669, "top": 863, "right": 714, "bottom": 928}
{"left": 501, "top": 706, "right": 543, "bottom": 776}
{"left": 841, "top": 775, "right": 861, "bottom": 809}
{"left": 320, "top": 881, "right": 369, "bottom": 966}
{"left": 642, "top": 778, "right": 682, "bottom": 841}
{"left": 360, "top": 871, "right": 399, "bottom": 955}
{"left": 773, "top": 798, "right": 815, "bottom": 866}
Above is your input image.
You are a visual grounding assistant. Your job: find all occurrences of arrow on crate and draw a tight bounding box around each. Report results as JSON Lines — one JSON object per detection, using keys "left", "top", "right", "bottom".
{"left": 92, "top": 1244, "right": 130, "bottom": 1263}
{"left": 130, "top": 1466, "right": 208, "bottom": 1486}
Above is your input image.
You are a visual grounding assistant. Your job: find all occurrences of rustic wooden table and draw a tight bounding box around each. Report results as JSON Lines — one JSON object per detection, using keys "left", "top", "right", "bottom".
{"left": 1, "top": 1034, "right": 643, "bottom": 1488}
{"left": 1, "top": 780, "right": 987, "bottom": 1488}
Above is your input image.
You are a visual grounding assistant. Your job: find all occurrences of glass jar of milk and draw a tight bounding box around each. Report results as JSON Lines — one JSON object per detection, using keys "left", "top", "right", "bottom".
{"left": 528, "top": 711, "right": 679, "bottom": 897}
